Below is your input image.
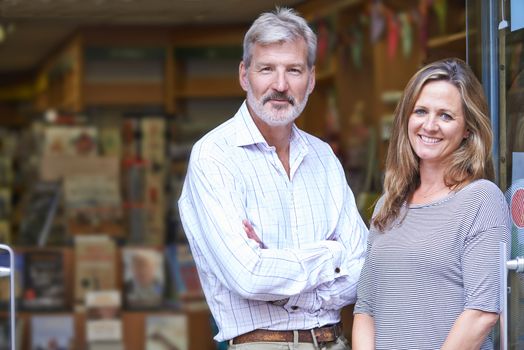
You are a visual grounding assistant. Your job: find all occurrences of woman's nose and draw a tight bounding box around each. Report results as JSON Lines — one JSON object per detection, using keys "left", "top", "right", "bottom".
{"left": 422, "top": 115, "right": 438, "bottom": 131}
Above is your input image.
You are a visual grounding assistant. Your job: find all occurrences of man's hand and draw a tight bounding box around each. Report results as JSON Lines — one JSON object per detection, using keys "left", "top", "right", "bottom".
{"left": 242, "top": 219, "right": 267, "bottom": 248}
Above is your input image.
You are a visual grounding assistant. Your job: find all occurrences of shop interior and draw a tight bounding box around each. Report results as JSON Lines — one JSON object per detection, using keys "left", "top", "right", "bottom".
{"left": 0, "top": 0, "right": 471, "bottom": 349}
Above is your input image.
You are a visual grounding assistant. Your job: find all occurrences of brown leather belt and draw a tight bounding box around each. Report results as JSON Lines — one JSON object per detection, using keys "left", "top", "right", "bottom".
{"left": 232, "top": 323, "right": 342, "bottom": 344}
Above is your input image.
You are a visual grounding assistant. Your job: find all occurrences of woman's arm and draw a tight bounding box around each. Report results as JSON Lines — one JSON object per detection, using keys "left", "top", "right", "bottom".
{"left": 352, "top": 313, "right": 375, "bottom": 350}
{"left": 440, "top": 309, "right": 499, "bottom": 350}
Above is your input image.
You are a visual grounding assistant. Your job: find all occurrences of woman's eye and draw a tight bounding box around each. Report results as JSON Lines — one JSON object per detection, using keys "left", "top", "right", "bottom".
{"left": 441, "top": 113, "right": 453, "bottom": 121}
{"left": 414, "top": 109, "right": 426, "bottom": 115}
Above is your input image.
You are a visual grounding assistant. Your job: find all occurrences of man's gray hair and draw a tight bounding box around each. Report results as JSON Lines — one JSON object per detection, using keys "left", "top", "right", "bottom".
{"left": 242, "top": 7, "right": 317, "bottom": 69}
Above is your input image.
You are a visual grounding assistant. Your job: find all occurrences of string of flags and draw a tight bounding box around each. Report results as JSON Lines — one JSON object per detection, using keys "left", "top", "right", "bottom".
{"left": 311, "top": 0, "right": 449, "bottom": 68}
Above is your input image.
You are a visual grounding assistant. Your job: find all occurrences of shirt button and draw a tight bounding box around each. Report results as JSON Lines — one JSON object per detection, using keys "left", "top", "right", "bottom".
{"left": 291, "top": 306, "right": 299, "bottom": 311}
{"left": 335, "top": 267, "right": 341, "bottom": 273}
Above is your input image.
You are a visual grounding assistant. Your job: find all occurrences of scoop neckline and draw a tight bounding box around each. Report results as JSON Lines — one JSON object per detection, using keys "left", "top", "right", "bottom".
{"left": 408, "top": 179, "right": 483, "bottom": 209}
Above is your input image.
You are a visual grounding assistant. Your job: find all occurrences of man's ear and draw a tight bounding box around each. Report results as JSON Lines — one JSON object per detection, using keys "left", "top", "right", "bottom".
{"left": 239, "top": 61, "right": 248, "bottom": 92}
{"left": 307, "top": 66, "right": 316, "bottom": 94}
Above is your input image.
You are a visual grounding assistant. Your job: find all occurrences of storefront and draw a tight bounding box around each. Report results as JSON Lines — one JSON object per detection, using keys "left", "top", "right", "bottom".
{"left": 468, "top": 0, "right": 524, "bottom": 348}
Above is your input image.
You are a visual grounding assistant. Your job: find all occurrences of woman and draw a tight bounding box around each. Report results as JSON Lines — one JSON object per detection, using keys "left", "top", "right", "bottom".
{"left": 352, "top": 58, "right": 510, "bottom": 350}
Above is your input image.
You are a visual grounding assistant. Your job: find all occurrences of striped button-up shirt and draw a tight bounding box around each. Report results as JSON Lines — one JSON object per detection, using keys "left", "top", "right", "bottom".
{"left": 178, "top": 101, "right": 368, "bottom": 341}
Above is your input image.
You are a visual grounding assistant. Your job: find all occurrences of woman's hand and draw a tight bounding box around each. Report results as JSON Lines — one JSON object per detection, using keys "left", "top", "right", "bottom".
{"left": 242, "top": 219, "right": 266, "bottom": 248}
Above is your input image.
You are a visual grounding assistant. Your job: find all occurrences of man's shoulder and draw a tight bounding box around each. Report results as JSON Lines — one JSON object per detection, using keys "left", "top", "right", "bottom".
{"left": 191, "top": 118, "right": 237, "bottom": 161}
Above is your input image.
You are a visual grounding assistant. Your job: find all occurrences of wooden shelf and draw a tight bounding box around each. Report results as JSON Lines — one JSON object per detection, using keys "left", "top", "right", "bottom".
{"left": 84, "top": 82, "right": 165, "bottom": 105}
{"left": 2, "top": 308, "right": 214, "bottom": 350}
{"left": 174, "top": 77, "right": 243, "bottom": 98}
{"left": 427, "top": 31, "right": 467, "bottom": 48}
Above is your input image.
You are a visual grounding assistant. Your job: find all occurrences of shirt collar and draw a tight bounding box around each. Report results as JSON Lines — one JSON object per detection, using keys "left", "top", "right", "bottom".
{"left": 233, "top": 101, "right": 268, "bottom": 147}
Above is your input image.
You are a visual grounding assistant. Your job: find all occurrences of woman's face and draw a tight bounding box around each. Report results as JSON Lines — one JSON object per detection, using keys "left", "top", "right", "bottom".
{"left": 408, "top": 80, "right": 469, "bottom": 168}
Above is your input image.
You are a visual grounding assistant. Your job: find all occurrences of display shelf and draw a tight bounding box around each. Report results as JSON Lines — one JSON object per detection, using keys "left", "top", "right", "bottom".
{"left": 1, "top": 308, "right": 214, "bottom": 350}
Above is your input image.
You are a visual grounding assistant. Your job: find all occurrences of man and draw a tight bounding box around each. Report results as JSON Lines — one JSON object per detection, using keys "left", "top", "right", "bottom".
{"left": 178, "top": 7, "right": 368, "bottom": 350}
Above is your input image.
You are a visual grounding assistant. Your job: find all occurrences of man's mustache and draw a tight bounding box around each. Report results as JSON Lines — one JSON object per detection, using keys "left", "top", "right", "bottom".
{"left": 262, "top": 92, "right": 295, "bottom": 106}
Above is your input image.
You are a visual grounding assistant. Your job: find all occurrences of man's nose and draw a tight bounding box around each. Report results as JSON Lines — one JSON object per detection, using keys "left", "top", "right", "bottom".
{"left": 272, "top": 71, "right": 289, "bottom": 92}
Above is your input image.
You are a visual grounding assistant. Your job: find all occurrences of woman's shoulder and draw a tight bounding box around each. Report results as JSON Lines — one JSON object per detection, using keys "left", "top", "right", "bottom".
{"left": 459, "top": 179, "right": 505, "bottom": 201}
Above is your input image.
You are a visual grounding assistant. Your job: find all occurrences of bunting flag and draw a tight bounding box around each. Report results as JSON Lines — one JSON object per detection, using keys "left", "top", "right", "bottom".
{"left": 386, "top": 10, "right": 400, "bottom": 59}
{"left": 432, "top": 0, "right": 448, "bottom": 34}
{"left": 316, "top": 19, "right": 330, "bottom": 66}
{"left": 418, "top": 0, "right": 430, "bottom": 49}
{"left": 350, "top": 25, "right": 364, "bottom": 68}
{"left": 370, "top": 0, "right": 385, "bottom": 43}
{"left": 399, "top": 13, "right": 413, "bottom": 57}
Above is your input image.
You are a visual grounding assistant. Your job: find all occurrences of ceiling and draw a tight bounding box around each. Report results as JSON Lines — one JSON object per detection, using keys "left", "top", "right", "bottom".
{"left": 0, "top": 0, "right": 304, "bottom": 76}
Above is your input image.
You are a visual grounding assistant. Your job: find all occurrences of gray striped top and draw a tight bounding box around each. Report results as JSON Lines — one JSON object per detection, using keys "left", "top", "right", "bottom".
{"left": 354, "top": 179, "right": 511, "bottom": 350}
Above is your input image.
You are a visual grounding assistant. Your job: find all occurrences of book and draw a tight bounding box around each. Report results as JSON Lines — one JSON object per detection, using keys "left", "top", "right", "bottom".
{"left": 85, "top": 290, "right": 123, "bottom": 343}
{"left": 145, "top": 314, "right": 188, "bottom": 350}
{"left": 140, "top": 118, "right": 166, "bottom": 168}
{"left": 0, "top": 188, "right": 11, "bottom": 221}
{"left": 0, "top": 316, "right": 24, "bottom": 350}
{"left": 22, "top": 251, "right": 66, "bottom": 310}
{"left": 0, "top": 157, "right": 13, "bottom": 187}
{"left": 64, "top": 174, "right": 124, "bottom": 236}
{"left": 40, "top": 155, "right": 119, "bottom": 182}
{"left": 122, "top": 247, "right": 165, "bottom": 309}
{"left": 0, "top": 221, "right": 10, "bottom": 244}
{"left": 144, "top": 172, "right": 165, "bottom": 246}
{"left": 165, "top": 244, "right": 203, "bottom": 303}
{"left": 43, "top": 126, "right": 98, "bottom": 157}
{"left": 17, "top": 181, "right": 65, "bottom": 246}
{"left": 99, "top": 126, "right": 122, "bottom": 158}
{"left": 30, "top": 315, "right": 74, "bottom": 350}
{"left": 74, "top": 235, "right": 117, "bottom": 303}
{"left": 0, "top": 251, "right": 24, "bottom": 305}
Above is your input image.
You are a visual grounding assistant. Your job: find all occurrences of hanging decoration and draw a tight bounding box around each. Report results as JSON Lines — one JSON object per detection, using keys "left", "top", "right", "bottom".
{"left": 398, "top": 13, "right": 412, "bottom": 58}
{"left": 385, "top": 9, "right": 400, "bottom": 60}
{"left": 418, "top": 0, "right": 430, "bottom": 50}
{"left": 315, "top": 19, "right": 331, "bottom": 68}
{"left": 370, "top": 0, "right": 386, "bottom": 43}
{"left": 432, "top": 0, "right": 448, "bottom": 35}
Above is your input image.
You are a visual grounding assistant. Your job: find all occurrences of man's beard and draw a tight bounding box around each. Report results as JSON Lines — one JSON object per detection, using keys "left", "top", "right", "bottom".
{"left": 246, "top": 82, "right": 310, "bottom": 127}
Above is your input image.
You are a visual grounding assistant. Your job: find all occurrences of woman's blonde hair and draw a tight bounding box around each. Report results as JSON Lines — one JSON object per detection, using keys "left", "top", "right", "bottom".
{"left": 372, "top": 58, "right": 494, "bottom": 232}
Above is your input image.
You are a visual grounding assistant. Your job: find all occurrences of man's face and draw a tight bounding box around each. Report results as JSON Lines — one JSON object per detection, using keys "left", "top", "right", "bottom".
{"left": 239, "top": 38, "right": 315, "bottom": 126}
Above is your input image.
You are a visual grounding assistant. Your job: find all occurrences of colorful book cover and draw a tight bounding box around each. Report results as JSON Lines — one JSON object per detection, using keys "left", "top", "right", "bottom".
{"left": 31, "top": 315, "right": 74, "bottom": 350}
{"left": 0, "top": 251, "right": 24, "bottom": 305}
{"left": 74, "top": 235, "right": 117, "bottom": 303}
{"left": 85, "top": 290, "right": 123, "bottom": 343}
{"left": 122, "top": 247, "right": 165, "bottom": 309}
{"left": 0, "top": 188, "right": 11, "bottom": 221}
{"left": 141, "top": 118, "right": 166, "bottom": 168}
{"left": 22, "top": 251, "right": 66, "bottom": 310}
{"left": 99, "top": 126, "right": 122, "bottom": 158}
{"left": 0, "top": 157, "right": 13, "bottom": 187}
{"left": 43, "top": 126, "right": 98, "bottom": 157}
{"left": 64, "top": 174, "right": 124, "bottom": 236}
{"left": 145, "top": 314, "right": 188, "bottom": 350}
{"left": 0, "top": 316, "right": 24, "bottom": 350}
{"left": 165, "top": 244, "right": 203, "bottom": 302}
{"left": 0, "top": 221, "right": 11, "bottom": 244}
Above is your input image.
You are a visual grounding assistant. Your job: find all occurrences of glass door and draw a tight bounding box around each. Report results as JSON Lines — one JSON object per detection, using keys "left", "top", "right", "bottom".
{"left": 502, "top": 1, "right": 524, "bottom": 348}
{"left": 467, "top": 0, "right": 524, "bottom": 348}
